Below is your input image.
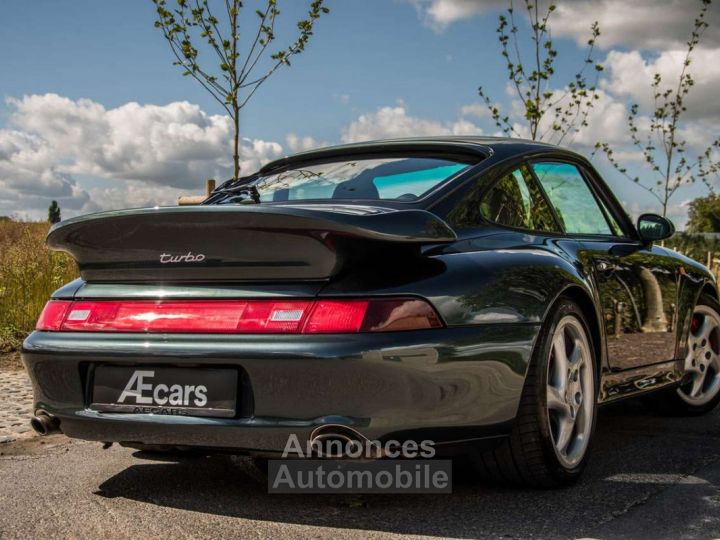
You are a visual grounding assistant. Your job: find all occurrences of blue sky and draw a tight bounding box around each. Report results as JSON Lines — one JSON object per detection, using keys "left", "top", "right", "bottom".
{"left": 1, "top": 0, "right": 718, "bottom": 226}
{"left": 0, "top": 0, "right": 506, "bottom": 140}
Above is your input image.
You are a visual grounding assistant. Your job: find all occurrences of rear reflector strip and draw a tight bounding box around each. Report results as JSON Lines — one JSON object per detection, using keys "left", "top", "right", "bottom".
{"left": 35, "top": 298, "right": 443, "bottom": 334}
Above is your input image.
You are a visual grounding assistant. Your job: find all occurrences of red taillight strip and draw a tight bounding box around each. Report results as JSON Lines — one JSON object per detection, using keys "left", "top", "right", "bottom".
{"left": 35, "top": 300, "right": 72, "bottom": 331}
{"left": 35, "top": 298, "right": 443, "bottom": 334}
{"left": 303, "top": 300, "right": 369, "bottom": 333}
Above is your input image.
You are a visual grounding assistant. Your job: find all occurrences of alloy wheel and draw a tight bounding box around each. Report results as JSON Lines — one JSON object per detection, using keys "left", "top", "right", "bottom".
{"left": 546, "top": 315, "right": 595, "bottom": 468}
{"left": 678, "top": 304, "right": 720, "bottom": 406}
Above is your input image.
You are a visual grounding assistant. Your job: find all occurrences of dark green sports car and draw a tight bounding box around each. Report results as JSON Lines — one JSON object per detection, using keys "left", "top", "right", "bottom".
{"left": 23, "top": 137, "right": 720, "bottom": 487}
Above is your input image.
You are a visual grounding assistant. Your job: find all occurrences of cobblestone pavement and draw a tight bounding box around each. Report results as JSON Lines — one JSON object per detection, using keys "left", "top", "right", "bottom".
{"left": 0, "top": 368, "right": 34, "bottom": 443}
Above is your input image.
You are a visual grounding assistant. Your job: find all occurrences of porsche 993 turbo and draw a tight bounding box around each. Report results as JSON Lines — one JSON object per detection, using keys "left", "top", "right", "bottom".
{"left": 23, "top": 137, "right": 720, "bottom": 487}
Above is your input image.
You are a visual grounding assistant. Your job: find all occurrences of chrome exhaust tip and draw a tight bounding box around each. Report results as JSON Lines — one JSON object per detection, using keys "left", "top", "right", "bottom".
{"left": 308, "top": 424, "right": 382, "bottom": 459}
{"left": 29, "top": 410, "right": 60, "bottom": 436}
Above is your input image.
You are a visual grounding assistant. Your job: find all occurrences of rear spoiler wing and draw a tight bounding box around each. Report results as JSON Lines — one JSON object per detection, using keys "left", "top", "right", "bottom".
{"left": 47, "top": 205, "right": 456, "bottom": 282}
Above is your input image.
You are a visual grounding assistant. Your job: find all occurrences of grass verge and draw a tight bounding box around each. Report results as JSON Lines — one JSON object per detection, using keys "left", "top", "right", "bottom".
{"left": 0, "top": 220, "right": 78, "bottom": 351}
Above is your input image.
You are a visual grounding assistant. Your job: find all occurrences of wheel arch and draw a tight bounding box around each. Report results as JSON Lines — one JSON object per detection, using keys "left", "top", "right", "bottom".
{"left": 701, "top": 281, "right": 720, "bottom": 303}
{"left": 555, "top": 285, "right": 605, "bottom": 378}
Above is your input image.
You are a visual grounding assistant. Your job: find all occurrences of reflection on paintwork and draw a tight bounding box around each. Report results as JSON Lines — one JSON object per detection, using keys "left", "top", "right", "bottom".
{"left": 578, "top": 242, "right": 679, "bottom": 370}
{"left": 601, "top": 363, "right": 680, "bottom": 401}
{"left": 471, "top": 308, "right": 526, "bottom": 323}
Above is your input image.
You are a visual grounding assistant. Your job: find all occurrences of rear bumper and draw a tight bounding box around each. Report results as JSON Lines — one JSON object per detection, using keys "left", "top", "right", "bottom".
{"left": 22, "top": 324, "right": 539, "bottom": 454}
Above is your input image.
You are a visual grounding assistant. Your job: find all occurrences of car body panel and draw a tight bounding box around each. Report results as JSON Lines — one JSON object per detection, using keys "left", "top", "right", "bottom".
{"left": 577, "top": 240, "right": 680, "bottom": 370}
{"left": 23, "top": 324, "right": 534, "bottom": 451}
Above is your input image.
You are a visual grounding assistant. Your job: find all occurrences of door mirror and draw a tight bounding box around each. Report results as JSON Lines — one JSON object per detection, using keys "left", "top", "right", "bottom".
{"left": 637, "top": 213, "right": 675, "bottom": 243}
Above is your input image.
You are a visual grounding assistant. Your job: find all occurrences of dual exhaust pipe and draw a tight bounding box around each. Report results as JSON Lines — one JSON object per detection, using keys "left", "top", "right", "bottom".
{"left": 29, "top": 410, "right": 61, "bottom": 436}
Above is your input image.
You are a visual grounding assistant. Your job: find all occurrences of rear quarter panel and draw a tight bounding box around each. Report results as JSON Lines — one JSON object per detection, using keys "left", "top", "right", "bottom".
{"left": 320, "top": 229, "right": 600, "bottom": 372}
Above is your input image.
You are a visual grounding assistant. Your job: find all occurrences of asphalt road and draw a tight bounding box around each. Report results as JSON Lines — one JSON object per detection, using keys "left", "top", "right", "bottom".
{"left": 1, "top": 399, "right": 720, "bottom": 539}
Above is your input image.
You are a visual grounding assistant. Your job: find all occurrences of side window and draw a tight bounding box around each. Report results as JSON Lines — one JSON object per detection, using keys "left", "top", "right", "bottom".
{"left": 531, "top": 162, "right": 613, "bottom": 235}
{"left": 446, "top": 164, "right": 558, "bottom": 231}
{"left": 480, "top": 166, "right": 558, "bottom": 231}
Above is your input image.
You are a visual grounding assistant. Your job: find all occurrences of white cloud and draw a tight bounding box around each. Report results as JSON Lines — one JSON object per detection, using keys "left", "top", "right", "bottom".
{"left": 406, "top": 0, "right": 504, "bottom": 31}
{"left": 0, "top": 94, "right": 285, "bottom": 219}
{"left": 8, "top": 94, "right": 283, "bottom": 189}
{"left": 0, "top": 91, "right": 706, "bottom": 224}
{"left": 0, "top": 95, "right": 492, "bottom": 220}
{"left": 285, "top": 134, "right": 330, "bottom": 153}
{"left": 622, "top": 198, "right": 692, "bottom": 229}
{"left": 0, "top": 128, "right": 90, "bottom": 219}
{"left": 458, "top": 103, "right": 489, "bottom": 119}
{"left": 489, "top": 87, "right": 629, "bottom": 148}
{"left": 552, "top": 1, "right": 720, "bottom": 50}
{"left": 601, "top": 48, "right": 720, "bottom": 121}
{"left": 407, "top": 0, "right": 720, "bottom": 50}
{"left": 341, "top": 104, "right": 483, "bottom": 143}
{"left": 566, "top": 89, "right": 630, "bottom": 148}
{"left": 84, "top": 182, "right": 198, "bottom": 213}
{"left": 593, "top": 47, "right": 720, "bottom": 192}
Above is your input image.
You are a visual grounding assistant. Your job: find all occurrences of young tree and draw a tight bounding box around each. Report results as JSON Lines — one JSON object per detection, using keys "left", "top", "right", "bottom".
{"left": 595, "top": 0, "right": 719, "bottom": 217}
{"left": 152, "top": 0, "right": 329, "bottom": 180}
{"left": 48, "top": 200, "right": 61, "bottom": 224}
{"left": 686, "top": 193, "right": 720, "bottom": 233}
{"left": 478, "top": 0, "right": 603, "bottom": 145}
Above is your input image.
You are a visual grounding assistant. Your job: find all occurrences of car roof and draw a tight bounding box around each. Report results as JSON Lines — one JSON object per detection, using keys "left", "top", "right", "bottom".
{"left": 258, "top": 136, "right": 583, "bottom": 174}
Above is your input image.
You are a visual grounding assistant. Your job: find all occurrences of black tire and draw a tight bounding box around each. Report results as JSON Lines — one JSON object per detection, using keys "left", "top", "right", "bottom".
{"left": 651, "top": 294, "right": 720, "bottom": 416}
{"left": 472, "top": 297, "right": 598, "bottom": 488}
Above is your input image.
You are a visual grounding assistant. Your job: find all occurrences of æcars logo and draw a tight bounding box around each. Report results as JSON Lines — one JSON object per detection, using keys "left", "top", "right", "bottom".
{"left": 118, "top": 370, "right": 208, "bottom": 407}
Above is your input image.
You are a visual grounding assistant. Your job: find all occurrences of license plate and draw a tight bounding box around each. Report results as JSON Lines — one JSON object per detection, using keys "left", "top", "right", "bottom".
{"left": 91, "top": 366, "right": 237, "bottom": 418}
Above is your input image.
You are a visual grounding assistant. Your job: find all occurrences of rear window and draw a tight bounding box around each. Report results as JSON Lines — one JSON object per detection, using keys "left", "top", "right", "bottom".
{"left": 245, "top": 157, "right": 474, "bottom": 202}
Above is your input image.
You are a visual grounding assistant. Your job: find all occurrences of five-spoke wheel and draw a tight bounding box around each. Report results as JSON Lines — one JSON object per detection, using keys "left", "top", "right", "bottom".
{"left": 475, "top": 297, "right": 598, "bottom": 487}
{"left": 678, "top": 303, "right": 720, "bottom": 406}
{"left": 546, "top": 315, "right": 595, "bottom": 468}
